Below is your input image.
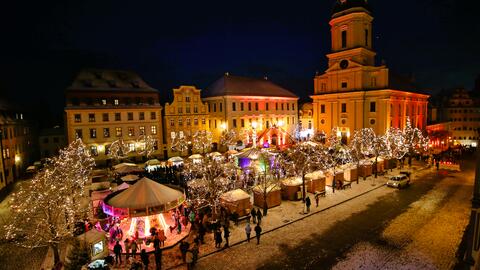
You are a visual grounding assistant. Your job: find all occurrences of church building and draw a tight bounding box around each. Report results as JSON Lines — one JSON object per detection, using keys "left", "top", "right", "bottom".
{"left": 311, "top": 0, "right": 429, "bottom": 143}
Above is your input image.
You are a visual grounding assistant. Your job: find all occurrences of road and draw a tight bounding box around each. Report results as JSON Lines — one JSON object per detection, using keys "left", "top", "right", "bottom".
{"left": 195, "top": 159, "right": 474, "bottom": 270}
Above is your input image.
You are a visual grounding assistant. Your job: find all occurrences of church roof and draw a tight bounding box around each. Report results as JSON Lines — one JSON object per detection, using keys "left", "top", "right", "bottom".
{"left": 203, "top": 74, "right": 298, "bottom": 98}
{"left": 332, "top": 0, "right": 372, "bottom": 17}
{"left": 67, "top": 69, "right": 158, "bottom": 93}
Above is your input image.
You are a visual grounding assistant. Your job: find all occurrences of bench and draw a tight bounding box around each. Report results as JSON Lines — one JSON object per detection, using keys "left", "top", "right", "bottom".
{"left": 343, "top": 182, "right": 352, "bottom": 189}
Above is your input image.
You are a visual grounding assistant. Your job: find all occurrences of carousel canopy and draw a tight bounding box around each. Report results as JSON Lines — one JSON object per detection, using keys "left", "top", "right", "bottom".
{"left": 120, "top": 174, "right": 139, "bottom": 182}
{"left": 235, "top": 148, "right": 262, "bottom": 159}
{"left": 106, "top": 177, "right": 184, "bottom": 210}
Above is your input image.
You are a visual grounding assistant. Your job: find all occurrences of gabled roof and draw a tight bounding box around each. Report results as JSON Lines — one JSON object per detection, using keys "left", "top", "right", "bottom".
{"left": 67, "top": 69, "right": 158, "bottom": 93}
{"left": 203, "top": 74, "right": 298, "bottom": 99}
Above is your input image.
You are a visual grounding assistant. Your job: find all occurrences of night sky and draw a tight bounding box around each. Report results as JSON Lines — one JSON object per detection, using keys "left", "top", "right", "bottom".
{"left": 0, "top": 0, "right": 478, "bottom": 127}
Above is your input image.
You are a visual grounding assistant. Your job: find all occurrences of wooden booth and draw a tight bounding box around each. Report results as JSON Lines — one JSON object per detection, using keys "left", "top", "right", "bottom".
{"left": 281, "top": 177, "right": 303, "bottom": 201}
{"left": 326, "top": 171, "right": 344, "bottom": 187}
{"left": 342, "top": 165, "right": 358, "bottom": 183}
{"left": 358, "top": 161, "right": 373, "bottom": 178}
{"left": 253, "top": 184, "right": 281, "bottom": 209}
{"left": 304, "top": 171, "right": 326, "bottom": 193}
{"left": 220, "top": 189, "right": 252, "bottom": 217}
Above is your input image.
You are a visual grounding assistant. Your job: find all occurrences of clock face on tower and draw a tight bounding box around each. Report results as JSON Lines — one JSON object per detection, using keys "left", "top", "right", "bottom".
{"left": 340, "top": 60, "right": 349, "bottom": 69}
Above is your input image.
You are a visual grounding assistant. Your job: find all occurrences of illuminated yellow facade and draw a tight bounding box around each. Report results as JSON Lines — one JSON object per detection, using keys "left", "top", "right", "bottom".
{"left": 203, "top": 74, "right": 299, "bottom": 148}
{"left": 64, "top": 69, "right": 164, "bottom": 165}
{"left": 311, "top": 0, "right": 429, "bottom": 141}
{"left": 164, "top": 85, "right": 209, "bottom": 156}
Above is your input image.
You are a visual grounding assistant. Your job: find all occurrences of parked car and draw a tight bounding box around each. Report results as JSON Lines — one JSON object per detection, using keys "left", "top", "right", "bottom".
{"left": 387, "top": 175, "right": 410, "bottom": 189}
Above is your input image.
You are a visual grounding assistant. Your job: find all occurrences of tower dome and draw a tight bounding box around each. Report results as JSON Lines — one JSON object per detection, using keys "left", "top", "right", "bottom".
{"left": 332, "top": 0, "right": 371, "bottom": 17}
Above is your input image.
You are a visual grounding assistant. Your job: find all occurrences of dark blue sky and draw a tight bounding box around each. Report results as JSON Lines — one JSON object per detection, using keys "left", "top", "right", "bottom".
{"left": 0, "top": 0, "right": 478, "bottom": 126}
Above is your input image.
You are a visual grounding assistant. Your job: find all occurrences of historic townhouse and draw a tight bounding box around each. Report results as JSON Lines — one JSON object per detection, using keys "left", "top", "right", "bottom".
{"left": 164, "top": 85, "right": 209, "bottom": 157}
{"left": 203, "top": 74, "right": 299, "bottom": 149}
{"left": 64, "top": 69, "right": 164, "bottom": 165}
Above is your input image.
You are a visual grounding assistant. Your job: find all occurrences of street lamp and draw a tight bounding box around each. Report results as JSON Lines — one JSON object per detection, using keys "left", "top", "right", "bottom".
{"left": 220, "top": 122, "right": 227, "bottom": 131}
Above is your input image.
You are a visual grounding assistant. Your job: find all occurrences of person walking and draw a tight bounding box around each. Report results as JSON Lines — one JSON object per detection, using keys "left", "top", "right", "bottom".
{"left": 153, "top": 235, "right": 160, "bottom": 250}
{"left": 154, "top": 247, "right": 162, "bottom": 270}
{"left": 256, "top": 209, "right": 263, "bottom": 225}
{"left": 185, "top": 249, "right": 194, "bottom": 270}
{"left": 245, "top": 223, "right": 252, "bottom": 242}
{"left": 224, "top": 227, "right": 230, "bottom": 248}
{"left": 315, "top": 192, "right": 320, "bottom": 207}
{"left": 124, "top": 238, "right": 131, "bottom": 259}
{"left": 179, "top": 240, "right": 190, "bottom": 262}
{"left": 191, "top": 241, "right": 199, "bottom": 265}
{"left": 254, "top": 224, "right": 262, "bottom": 245}
{"left": 251, "top": 208, "right": 257, "bottom": 224}
{"left": 305, "top": 196, "right": 311, "bottom": 213}
{"left": 214, "top": 228, "right": 223, "bottom": 248}
{"left": 131, "top": 239, "right": 138, "bottom": 258}
{"left": 113, "top": 241, "right": 123, "bottom": 265}
{"left": 158, "top": 229, "right": 167, "bottom": 247}
{"left": 140, "top": 249, "right": 149, "bottom": 270}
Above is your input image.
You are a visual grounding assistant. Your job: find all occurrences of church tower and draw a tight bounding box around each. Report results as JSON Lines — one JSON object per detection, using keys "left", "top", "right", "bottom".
{"left": 311, "top": 0, "right": 429, "bottom": 141}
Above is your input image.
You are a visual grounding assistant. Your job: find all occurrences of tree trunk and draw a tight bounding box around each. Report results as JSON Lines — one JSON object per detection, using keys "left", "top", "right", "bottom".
{"left": 51, "top": 243, "right": 60, "bottom": 265}
{"left": 374, "top": 156, "right": 378, "bottom": 178}
{"left": 263, "top": 200, "right": 268, "bottom": 216}
{"left": 302, "top": 174, "right": 306, "bottom": 203}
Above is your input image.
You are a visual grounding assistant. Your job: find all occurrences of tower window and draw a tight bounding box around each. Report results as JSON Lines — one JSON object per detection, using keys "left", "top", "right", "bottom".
{"left": 341, "top": 30, "right": 347, "bottom": 48}
{"left": 341, "top": 81, "right": 348, "bottom": 89}
{"left": 321, "top": 104, "right": 326, "bottom": 114}
{"left": 370, "top": 102, "right": 376, "bottom": 112}
{"left": 341, "top": 103, "right": 347, "bottom": 113}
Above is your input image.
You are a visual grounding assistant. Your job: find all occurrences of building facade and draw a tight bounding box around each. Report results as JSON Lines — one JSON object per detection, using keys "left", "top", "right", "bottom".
{"left": 298, "top": 103, "right": 314, "bottom": 140}
{"left": 163, "top": 85, "right": 209, "bottom": 157}
{"left": 203, "top": 74, "right": 299, "bottom": 148}
{"left": 39, "top": 126, "right": 67, "bottom": 159}
{"left": 65, "top": 69, "right": 164, "bottom": 165}
{"left": 0, "top": 101, "right": 36, "bottom": 191}
{"left": 311, "top": 0, "right": 429, "bottom": 142}
{"left": 428, "top": 88, "right": 480, "bottom": 147}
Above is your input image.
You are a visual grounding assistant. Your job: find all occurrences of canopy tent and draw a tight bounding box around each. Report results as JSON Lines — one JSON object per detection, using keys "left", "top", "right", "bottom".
{"left": 145, "top": 159, "right": 161, "bottom": 166}
{"left": 104, "top": 177, "right": 185, "bottom": 217}
{"left": 220, "top": 189, "right": 252, "bottom": 217}
{"left": 235, "top": 148, "right": 262, "bottom": 160}
{"left": 120, "top": 174, "right": 139, "bottom": 182}
{"left": 26, "top": 166, "right": 36, "bottom": 173}
{"left": 114, "top": 165, "right": 143, "bottom": 175}
{"left": 114, "top": 182, "right": 130, "bottom": 191}
{"left": 188, "top": 154, "right": 203, "bottom": 160}
{"left": 168, "top": 156, "right": 183, "bottom": 162}
{"left": 113, "top": 163, "right": 137, "bottom": 170}
{"left": 208, "top": 152, "right": 222, "bottom": 157}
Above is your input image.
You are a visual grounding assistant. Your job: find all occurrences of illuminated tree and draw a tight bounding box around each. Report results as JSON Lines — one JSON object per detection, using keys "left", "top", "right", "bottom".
{"left": 403, "top": 118, "right": 429, "bottom": 167}
{"left": 184, "top": 156, "right": 237, "bottom": 213}
{"left": 171, "top": 132, "right": 190, "bottom": 156}
{"left": 324, "top": 128, "right": 352, "bottom": 189}
{"left": 136, "top": 134, "right": 156, "bottom": 158}
{"left": 348, "top": 128, "right": 375, "bottom": 183}
{"left": 108, "top": 139, "right": 132, "bottom": 162}
{"left": 4, "top": 139, "right": 95, "bottom": 265}
{"left": 285, "top": 141, "right": 325, "bottom": 202}
{"left": 385, "top": 127, "right": 408, "bottom": 168}
{"left": 220, "top": 129, "right": 239, "bottom": 149}
{"left": 255, "top": 152, "right": 285, "bottom": 216}
{"left": 370, "top": 133, "right": 388, "bottom": 179}
{"left": 192, "top": 130, "right": 213, "bottom": 154}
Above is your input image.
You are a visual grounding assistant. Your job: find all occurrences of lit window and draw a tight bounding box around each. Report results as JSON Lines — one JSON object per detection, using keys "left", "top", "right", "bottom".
{"left": 129, "top": 143, "right": 135, "bottom": 152}
{"left": 202, "top": 118, "right": 206, "bottom": 125}
{"left": 139, "top": 126, "right": 145, "bottom": 135}
{"left": 151, "top": 125, "right": 157, "bottom": 135}
{"left": 75, "top": 129, "right": 83, "bottom": 139}
{"left": 89, "top": 113, "right": 95, "bottom": 122}
{"left": 186, "top": 118, "right": 191, "bottom": 126}
{"left": 194, "top": 106, "right": 198, "bottom": 113}
{"left": 341, "top": 30, "right": 347, "bottom": 48}
{"left": 114, "top": 99, "right": 119, "bottom": 105}
{"left": 179, "top": 119, "right": 183, "bottom": 126}
{"left": 74, "top": 114, "right": 81, "bottom": 123}
{"left": 115, "top": 127, "right": 122, "bottom": 137}
{"left": 139, "top": 112, "right": 145, "bottom": 120}
{"left": 90, "top": 129, "right": 96, "bottom": 138}
{"left": 103, "top": 128, "right": 110, "bottom": 138}
{"left": 101, "top": 99, "right": 107, "bottom": 105}
{"left": 128, "top": 127, "right": 134, "bottom": 137}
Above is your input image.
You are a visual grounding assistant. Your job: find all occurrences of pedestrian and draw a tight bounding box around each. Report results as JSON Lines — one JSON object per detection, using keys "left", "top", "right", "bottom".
{"left": 198, "top": 224, "right": 206, "bottom": 244}
{"left": 191, "top": 241, "right": 199, "bottom": 265}
{"left": 113, "top": 241, "right": 123, "bottom": 265}
{"left": 251, "top": 208, "right": 257, "bottom": 224}
{"left": 154, "top": 247, "right": 162, "bottom": 270}
{"left": 305, "top": 196, "right": 311, "bottom": 213}
{"left": 140, "top": 249, "right": 149, "bottom": 270}
{"left": 254, "top": 224, "right": 262, "bottom": 245}
{"left": 436, "top": 160, "right": 440, "bottom": 170}
{"left": 224, "top": 227, "right": 230, "bottom": 248}
{"left": 245, "top": 223, "right": 251, "bottom": 242}
{"left": 256, "top": 208, "right": 263, "bottom": 225}
{"left": 124, "top": 238, "right": 131, "bottom": 259}
{"left": 179, "top": 240, "right": 190, "bottom": 262}
{"left": 153, "top": 234, "right": 160, "bottom": 250}
{"left": 186, "top": 249, "right": 194, "bottom": 270}
{"left": 131, "top": 239, "right": 138, "bottom": 258}
{"left": 214, "top": 229, "right": 223, "bottom": 248}
{"left": 315, "top": 192, "right": 320, "bottom": 207}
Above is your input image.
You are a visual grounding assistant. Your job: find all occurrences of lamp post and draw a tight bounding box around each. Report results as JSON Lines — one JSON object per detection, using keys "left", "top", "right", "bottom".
{"left": 252, "top": 121, "right": 258, "bottom": 148}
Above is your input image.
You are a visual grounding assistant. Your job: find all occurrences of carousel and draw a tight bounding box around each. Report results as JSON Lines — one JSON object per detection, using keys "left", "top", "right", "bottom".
{"left": 102, "top": 177, "right": 188, "bottom": 252}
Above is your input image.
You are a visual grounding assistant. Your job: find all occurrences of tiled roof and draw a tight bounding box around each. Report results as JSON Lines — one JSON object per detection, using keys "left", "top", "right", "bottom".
{"left": 67, "top": 69, "right": 158, "bottom": 93}
{"left": 203, "top": 75, "right": 298, "bottom": 98}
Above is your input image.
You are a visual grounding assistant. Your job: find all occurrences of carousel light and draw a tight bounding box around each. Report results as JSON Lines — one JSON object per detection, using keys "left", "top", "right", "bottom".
{"left": 144, "top": 216, "right": 151, "bottom": 236}
{"left": 128, "top": 217, "right": 137, "bottom": 236}
{"left": 158, "top": 213, "right": 168, "bottom": 230}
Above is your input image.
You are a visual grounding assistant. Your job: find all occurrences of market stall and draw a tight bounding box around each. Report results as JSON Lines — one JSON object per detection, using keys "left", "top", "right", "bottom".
{"left": 220, "top": 189, "right": 252, "bottom": 217}
{"left": 326, "top": 171, "right": 344, "bottom": 187}
{"left": 253, "top": 184, "right": 281, "bottom": 209}
{"left": 342, "top": 164, "right": 358, "bottom": 183}
{"left": 304, "top": 171, "right": 326, "bottom": 193}
{"left": 281, "top": 177, "right": 303, "bottom": 201}
{"left": 358, "top": 160, "right": 373, "bottom": 178}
